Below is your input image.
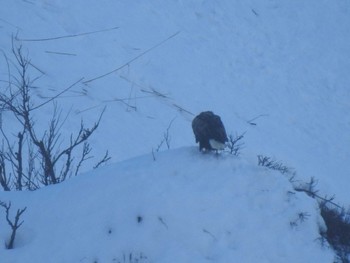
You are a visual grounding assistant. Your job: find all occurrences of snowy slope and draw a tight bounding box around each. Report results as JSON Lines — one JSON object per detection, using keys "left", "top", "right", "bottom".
{"left": 0, "top": 148, "right": 333, "bottom": 262}
{"left": 0, "top": 0, "right": 350, "bottom": 261}
{"left": 1, "top": 0, "right": 350, "bottom": 202}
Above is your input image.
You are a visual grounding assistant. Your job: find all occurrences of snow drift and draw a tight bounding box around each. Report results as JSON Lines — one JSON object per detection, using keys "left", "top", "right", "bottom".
{"left": 0, "top": 148, "right": 333, "bottom": 262}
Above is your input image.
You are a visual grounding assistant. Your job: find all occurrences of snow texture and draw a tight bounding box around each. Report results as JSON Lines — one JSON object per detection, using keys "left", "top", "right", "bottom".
{"left": 0, "top": 148, "right": 333, "bottom": 262}
{"left": 0, "top": 0, "right": 349, "bottom": 262}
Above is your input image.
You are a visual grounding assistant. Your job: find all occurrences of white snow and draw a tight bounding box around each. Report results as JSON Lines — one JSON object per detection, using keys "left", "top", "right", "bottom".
{"left": 0, "top": 0, "right": 350, "bottom": 262}
{"left": 0, "top": 148, "right": 334, "bottom": 262}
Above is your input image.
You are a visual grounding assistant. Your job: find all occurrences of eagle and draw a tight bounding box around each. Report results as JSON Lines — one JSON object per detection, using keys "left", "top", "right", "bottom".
{"left": 192, "top": 111, "right": 228, "bottom": 152}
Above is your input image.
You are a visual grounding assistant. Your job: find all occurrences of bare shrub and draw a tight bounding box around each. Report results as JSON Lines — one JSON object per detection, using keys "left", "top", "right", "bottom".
{"left": 227, "top": 132, "right": 245, "bottom": 156}
{"left": 0, "top": 200, "right": 27, "bottom": 249}
{"left": 0, "top": 44, "right": 107, "bottom": 190}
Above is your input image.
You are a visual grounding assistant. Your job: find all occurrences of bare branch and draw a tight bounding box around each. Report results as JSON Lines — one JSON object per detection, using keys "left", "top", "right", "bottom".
{"left": 1, "top": 44, "right": 108, "bottom": 189}
{"left": 30, "top": 77, "right": 84, "bottom": 111}
{"left": 53, "top": 107, "right": 105, "bottom": 167}
{"left": 15, "top": 130, "right": 25, "bottom": 190}
{"left": 0, "top": 201, "right": 27, "bottom": 249}
{"left": 83, "top": 31, "right": 180, "bottom": 84}
{"left": 227, "top": 132, "right": 246, "bottom": 156}
{"left": 164, "top": 118, "right": 175, "bottom": 149}
{"left": 0, "top": 153, "right": 11, "bottom": 191}
{"left": 93, "top": 150, "right": 111, "bottom": 170}
{"left": 155, "top": 118, "right": 176, "bottom": 152}
{"left": 247, "top": 114, "right": 269, "bottom": 126}
{"left": 172, "top": 103, "right": 194, "bottom": 116}
{"left": 257, "top": 155, "right": 295, "bottom": 175}
{"left": 16, "top": 26, "right": 119, "bottom": 42}
{"left": 75, "top": 142, "right": 93, "bottom": 176}
{"left": 45, "top": 51, "right": 77, "bottom": 56}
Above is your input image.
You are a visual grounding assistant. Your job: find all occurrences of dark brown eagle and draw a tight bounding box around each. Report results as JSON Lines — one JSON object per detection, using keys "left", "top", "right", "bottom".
{"left": 192, "top": 111, "right": 228, "bottom": 152}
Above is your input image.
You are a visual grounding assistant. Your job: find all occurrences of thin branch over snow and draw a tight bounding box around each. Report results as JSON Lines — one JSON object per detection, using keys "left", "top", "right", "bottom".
{"left": 16, "top": 26, "right": 119, "bottom": 42}
{"left": 83, "top": 31, "right": 181, "bottom": 84}
{"left": 0, "top": 201, "right": 27, "bottom": 249}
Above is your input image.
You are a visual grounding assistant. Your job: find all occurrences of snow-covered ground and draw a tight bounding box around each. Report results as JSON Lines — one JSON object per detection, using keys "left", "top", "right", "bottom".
{"left": 0, "top": 148, "right": 334, "bottom": 262}
{"left": 0, "top": 0, "right": 350, "bottom": 262}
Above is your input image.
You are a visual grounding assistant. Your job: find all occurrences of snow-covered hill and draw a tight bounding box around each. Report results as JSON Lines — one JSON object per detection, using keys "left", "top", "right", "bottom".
{"left": 1, "top": 0, "right": 350, "bottom": 262}
{"left": 1, "top": 0, "right": 350, "bottom": 201}
{"left": 0, "top": 148, "right": 333, "bottom": 262}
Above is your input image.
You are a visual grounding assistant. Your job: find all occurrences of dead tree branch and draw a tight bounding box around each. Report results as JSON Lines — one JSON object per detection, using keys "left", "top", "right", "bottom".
{"left": 0, "top": 44, "right": 107, "bottom": 189}
{"left": 227, "top": 132, "right": 246, "bottom": 156}
{"left": 0, "top": 201, "right": 27, "bottom": 249}
{"left": 75, "top": 142, "right": 92, "bottom": 176}
{"left": 93, "top": 150, "right": 111, "bottom": 170}
{"left": 0, "top": 153, "right": 11, "bottom": 191}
